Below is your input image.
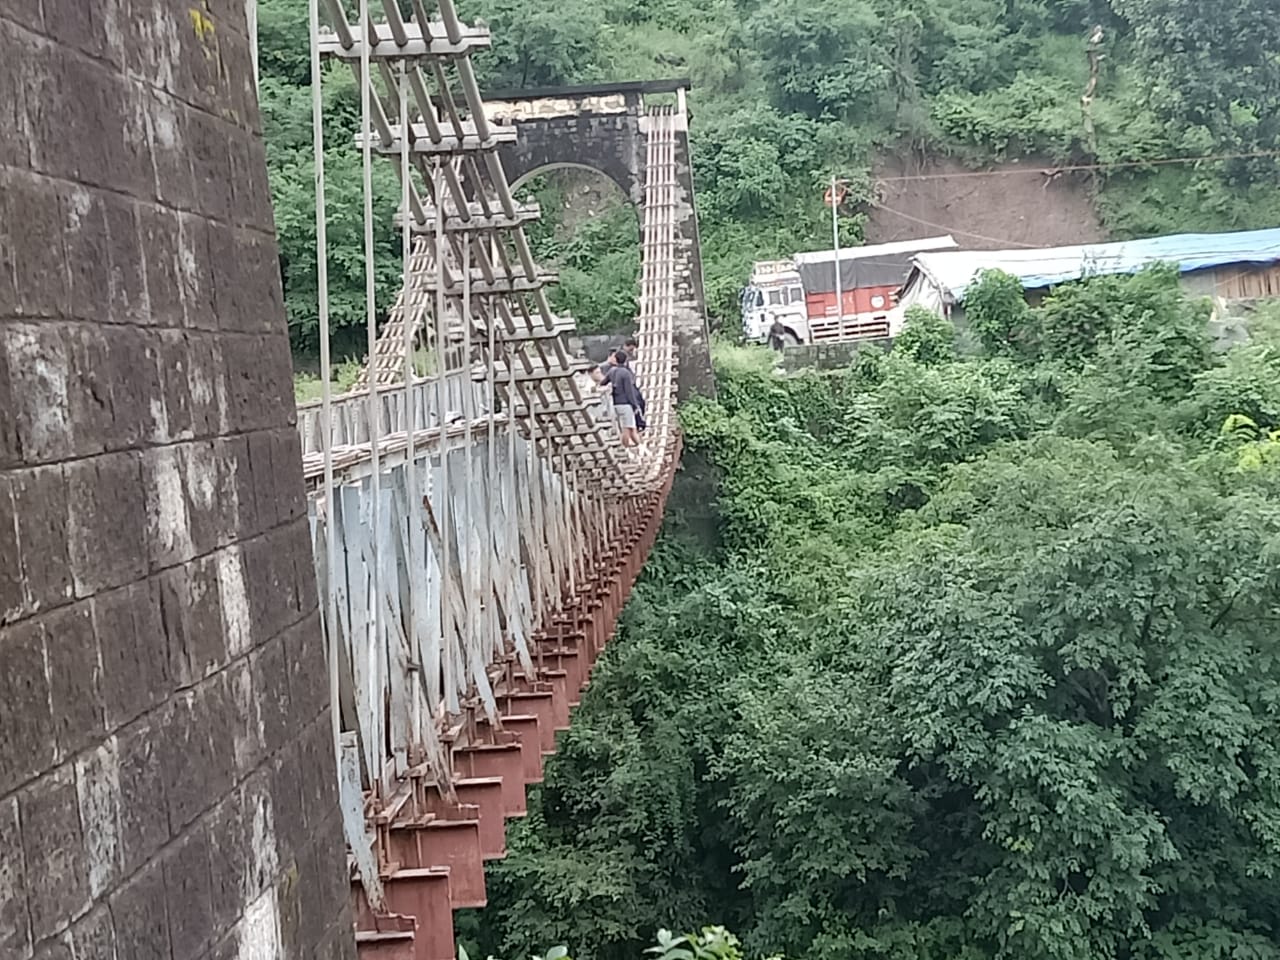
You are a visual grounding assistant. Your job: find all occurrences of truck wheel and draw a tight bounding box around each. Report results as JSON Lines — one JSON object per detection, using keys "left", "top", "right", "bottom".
{"left": 785, "top": 330, "right": 801, "bottom": 346}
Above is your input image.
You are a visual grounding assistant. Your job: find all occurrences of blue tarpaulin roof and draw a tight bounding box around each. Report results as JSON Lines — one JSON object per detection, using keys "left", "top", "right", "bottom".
{"left": 909, "top": 227, "right": 1280, "bottom": 302}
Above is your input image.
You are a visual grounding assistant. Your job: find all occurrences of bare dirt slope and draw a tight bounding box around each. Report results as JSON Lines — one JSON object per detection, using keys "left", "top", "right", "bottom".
{"left": 866, "top": 154, "right": 1106, "bottom": 250}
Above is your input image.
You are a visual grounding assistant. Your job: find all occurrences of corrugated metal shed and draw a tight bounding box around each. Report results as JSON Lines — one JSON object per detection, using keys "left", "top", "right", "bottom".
{"left": 910, "top": 227, "right": 1280, "bottom": 303}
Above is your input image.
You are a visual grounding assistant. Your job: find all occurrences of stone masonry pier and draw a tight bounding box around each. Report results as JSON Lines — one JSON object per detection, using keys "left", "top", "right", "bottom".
{"left": 0, "top": 4, "right": 352, "bottom": 958}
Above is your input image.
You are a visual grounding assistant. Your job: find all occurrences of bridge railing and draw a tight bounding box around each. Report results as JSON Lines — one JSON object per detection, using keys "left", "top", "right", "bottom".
{"left": 308, "top": 424, "right": 553, "bottom": 783}
{"left": 296, "top": 372, "right": 480, "bottom": 458}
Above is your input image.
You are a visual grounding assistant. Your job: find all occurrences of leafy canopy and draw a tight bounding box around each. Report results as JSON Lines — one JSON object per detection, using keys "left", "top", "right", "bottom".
{"left": 463, "top": 272, "right": 1280, "bottom": 960}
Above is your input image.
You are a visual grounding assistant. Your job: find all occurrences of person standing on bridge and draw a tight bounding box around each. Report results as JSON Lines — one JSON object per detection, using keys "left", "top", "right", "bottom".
{"left": 621, "top": 338, "right": 647, "bottom": 431}
{"left": 605, "top": 349, "right": 644, "bottom": 448}
{"left": 601, "top": 346, "right": 647, "bottom": 433}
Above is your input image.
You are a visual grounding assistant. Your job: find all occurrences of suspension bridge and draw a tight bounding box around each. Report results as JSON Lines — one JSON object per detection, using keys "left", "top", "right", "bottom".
{"left": 305, "top": 0, "right": 698, "bottom": 952}
{"left": 0, "top": 1, "right": 709, "bottom": 959}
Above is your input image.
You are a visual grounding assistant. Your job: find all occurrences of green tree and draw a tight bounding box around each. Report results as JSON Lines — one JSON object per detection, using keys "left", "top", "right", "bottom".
{"left": 533, "top": 203, "right": 641, "bottom": 333}
{"left": 894, "top": 305, "right": 955, "bottom": 365}
{"left": 744, "top": 0, "right": 892, "bottom": 122}
{"left": 257, "top": 0, "right": 404, "bottom": 357}
{"left": 465, "top": 274, "right": 1280, "bottom": 960}
{"left": 965, "top": 269, "right": 1035, "bottom": 357}
{"left": 461, "top": 0, "right": 608, "bottom": 88}
{"left": 1111, "top": 0, "right": 1280, "bottom": 138}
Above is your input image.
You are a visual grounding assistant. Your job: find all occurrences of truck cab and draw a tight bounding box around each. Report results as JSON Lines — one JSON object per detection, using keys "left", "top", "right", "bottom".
{"left": 741, "top": 260, "right": 808, "bottom": 345}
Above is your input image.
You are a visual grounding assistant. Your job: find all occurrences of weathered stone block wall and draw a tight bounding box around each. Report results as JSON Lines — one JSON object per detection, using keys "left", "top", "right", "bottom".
{"left": 665, "top": 117, "right": 715, "bottom": 401}
{"left": 779, "top": 338, "right": 893, "bottom": 373}
{"left": 0, "top": 3, "right": 353, "bottom": 959}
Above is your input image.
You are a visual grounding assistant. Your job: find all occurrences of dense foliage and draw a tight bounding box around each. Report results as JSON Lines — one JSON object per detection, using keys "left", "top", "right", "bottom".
{"left": 257, "top": 0, "right": 1280, "bottom": 354}
{"left": 456, "top": 277, "right": 1280, "bottom": 960}
{"left": 519, "top": 179, "right": 644, "bottom": 334}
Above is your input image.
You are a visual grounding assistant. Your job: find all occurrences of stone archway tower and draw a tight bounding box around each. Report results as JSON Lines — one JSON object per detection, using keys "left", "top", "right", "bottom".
{"left": 485, "top": 80, "right": 715, "bottom": 401}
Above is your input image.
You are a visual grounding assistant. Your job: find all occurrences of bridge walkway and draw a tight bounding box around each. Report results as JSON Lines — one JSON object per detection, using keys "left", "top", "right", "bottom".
{"left": 303, "top": 1, "right": 693, "bottom": 956}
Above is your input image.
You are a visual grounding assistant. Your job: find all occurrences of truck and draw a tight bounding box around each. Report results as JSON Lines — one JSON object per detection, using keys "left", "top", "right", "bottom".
{"left": 740, "top": 235, "right": 959, "bottom": 346}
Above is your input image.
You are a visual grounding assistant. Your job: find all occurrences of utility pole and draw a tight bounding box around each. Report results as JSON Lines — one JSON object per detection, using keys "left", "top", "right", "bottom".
{"left": 827, "top": 176, "right": 848, "bottom": 322}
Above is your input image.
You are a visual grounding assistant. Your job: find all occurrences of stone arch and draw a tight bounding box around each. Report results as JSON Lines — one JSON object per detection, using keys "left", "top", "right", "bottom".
{"left": 510, "top": 161, "right": 634, "bottom": 201}
{"left": 491, "top": 96, "right": 647, "bottom": 206}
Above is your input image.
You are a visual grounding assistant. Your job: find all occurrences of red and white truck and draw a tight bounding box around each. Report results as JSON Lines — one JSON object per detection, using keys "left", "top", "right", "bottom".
{"left": 740, "top": 235, "right": 959, "bottom": 345}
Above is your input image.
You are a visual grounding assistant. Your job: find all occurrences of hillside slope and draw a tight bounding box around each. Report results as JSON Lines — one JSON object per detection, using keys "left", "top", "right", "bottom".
{"left": 867, "top": 155, "right": 1105, "bottom": 249}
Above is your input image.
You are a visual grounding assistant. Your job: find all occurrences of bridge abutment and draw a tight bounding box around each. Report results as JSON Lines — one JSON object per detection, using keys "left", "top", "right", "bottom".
{"left": 0, "top": 5, "right": 351, "bottom": 959}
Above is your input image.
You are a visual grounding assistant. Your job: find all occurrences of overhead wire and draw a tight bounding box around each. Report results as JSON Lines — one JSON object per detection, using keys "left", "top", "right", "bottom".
{"left": 873, "top": 148, "right": 1280, "bottom": 184}
{"left": 860, "top": 149, "right": 1280, "bottom": 249}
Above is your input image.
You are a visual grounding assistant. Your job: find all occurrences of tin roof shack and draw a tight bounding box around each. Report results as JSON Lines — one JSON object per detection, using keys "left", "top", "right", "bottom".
{"left": 898, "top": 227, "right": 1280, "bottom": 330}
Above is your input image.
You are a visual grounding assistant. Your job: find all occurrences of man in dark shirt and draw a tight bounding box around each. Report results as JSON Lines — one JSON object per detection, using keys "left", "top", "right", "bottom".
{"left": 620, "top": 339, "right": 647, "bottom": 430}
{"left": 602, "top": 345, "right": 648, "bottom": 432}
{"left": 767, "top": 317, "right": 788, "bottom": 352}
{"left": 603, "top": 349, "right": 643, "bottom": 447}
